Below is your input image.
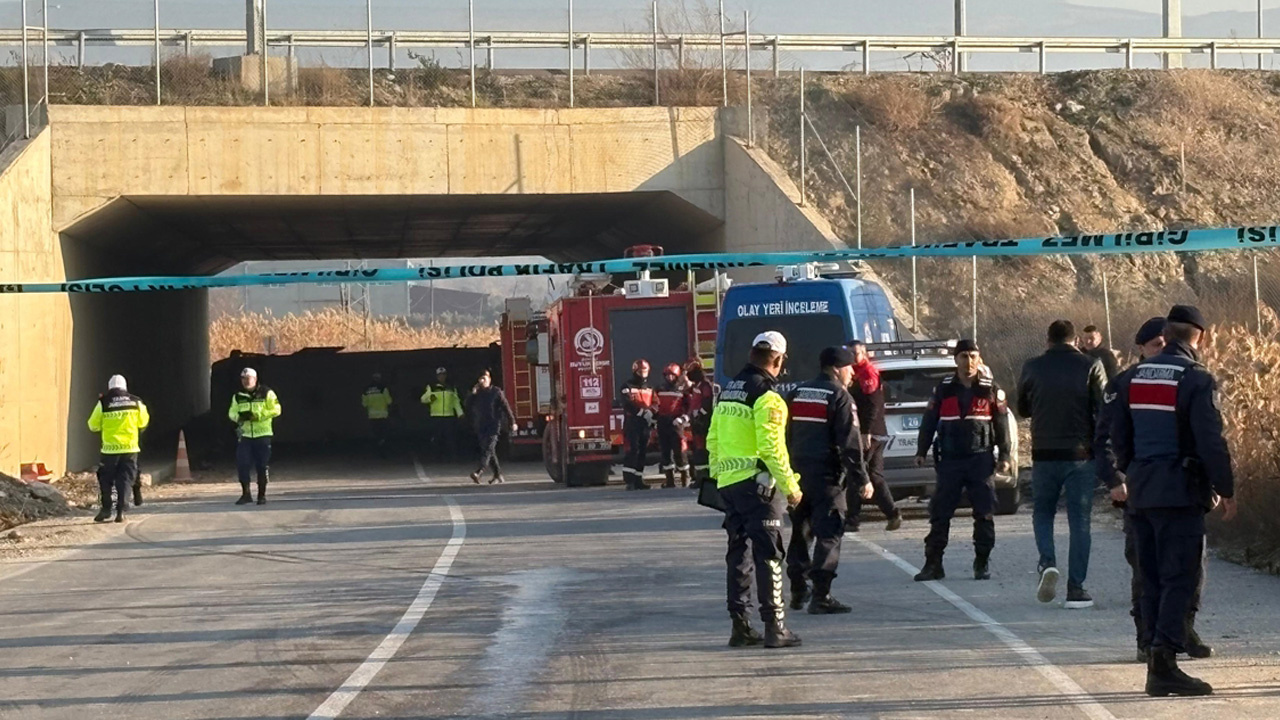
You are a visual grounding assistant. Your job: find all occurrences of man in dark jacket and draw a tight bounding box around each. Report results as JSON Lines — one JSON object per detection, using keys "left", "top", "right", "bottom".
{"left": 466, "top": 370, "right": 516, "bottom": 485}
{"left": 1081, "top": 324, "right": 1121, "bottom": 380}
{"left": 785, "top": 347, "right": 872, "bottom": 615}
{"left": 1111, "top": 305, "right": 1236, "bottom": 697}
{"left": 913, "top": 340, "right": 1012, "bottom": 582}
{"left": 846, "top": 340, "right": 903, "bottom": 532}
{"left": 1017, "top": 320, "right": 1107, "bottom": 608}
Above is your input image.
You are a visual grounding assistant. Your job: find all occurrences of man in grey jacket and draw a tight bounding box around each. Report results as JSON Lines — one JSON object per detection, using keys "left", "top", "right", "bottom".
{"left": 1017, "top": 320, "right": 1107, "bottom": 608}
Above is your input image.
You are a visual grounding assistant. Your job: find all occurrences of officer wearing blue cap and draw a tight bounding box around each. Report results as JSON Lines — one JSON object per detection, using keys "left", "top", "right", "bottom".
{"left": 1110, "top": 305, "right": 1237, "bottom": 697}
{"left": 912, "top": 339, "right": 1012, "bottom": 582}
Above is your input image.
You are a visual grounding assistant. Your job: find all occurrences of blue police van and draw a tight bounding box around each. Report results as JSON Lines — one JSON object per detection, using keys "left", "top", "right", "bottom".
{"left": 714, "top": 265, "right": 899, "bottom": 391}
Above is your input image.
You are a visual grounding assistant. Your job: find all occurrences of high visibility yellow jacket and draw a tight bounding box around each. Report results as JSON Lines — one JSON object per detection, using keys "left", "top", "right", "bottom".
{"left": 87, "top": 389, "right": 150, "bottom": 454}
{"left": 362, "top": 384, "right": 393, "bottom": 419}
{"left": 229, "top": 386, "right": 282, "bottom": 439}
{"left": 707, "top": 364, "right": 800, "bottom": 497}
{"left": 420, "top": 384, "right": 463, "bottom": 418}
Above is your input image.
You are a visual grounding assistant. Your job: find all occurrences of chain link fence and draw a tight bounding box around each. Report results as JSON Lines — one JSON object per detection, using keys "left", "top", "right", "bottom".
{"left": 1, "top": 0, "right": 47, "bottom": 157}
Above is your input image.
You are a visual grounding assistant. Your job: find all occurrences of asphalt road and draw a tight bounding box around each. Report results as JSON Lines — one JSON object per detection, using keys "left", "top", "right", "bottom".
{"left": 2, "top": 456, "right": 1279, "bottom": 720}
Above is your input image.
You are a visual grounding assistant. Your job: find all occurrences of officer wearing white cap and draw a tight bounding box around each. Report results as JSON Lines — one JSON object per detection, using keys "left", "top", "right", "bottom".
{"left": 229, "top": 367, "right": 282, "bottom": 505}
{"left": 708, "top": 330, "right": 803, "bottom": 648}
{"left": 87, "top": 375, "right": 150, "bottom": 523}
{"left": 1110, "top": 305, "right": 1236, "bottom": 697}
{"left": 421, "top": 367, "right": 463, "bottom": 462}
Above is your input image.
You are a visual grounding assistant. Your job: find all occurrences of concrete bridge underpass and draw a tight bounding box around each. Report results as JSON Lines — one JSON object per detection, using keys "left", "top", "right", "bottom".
{"left": 0, "top": 105, "right": 857, "bottom": 475}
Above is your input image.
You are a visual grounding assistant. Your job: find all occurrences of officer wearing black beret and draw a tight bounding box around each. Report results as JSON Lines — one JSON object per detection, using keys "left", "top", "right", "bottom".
{"left": 1110, "top": 305, "right": 1237, "bottom": 697}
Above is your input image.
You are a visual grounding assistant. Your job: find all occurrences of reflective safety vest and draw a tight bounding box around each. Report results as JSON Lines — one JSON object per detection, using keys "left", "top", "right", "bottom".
{"left": 706, "top": 364, "right": 800, "bottom": 496}
{"left": 362, "top": 385, "right": 393, "bottom": 419}
{"left": 420, "top": 384, "right": 463, "bottom": 418}
{"left": 88, "top": 389, "right": 150, "bottom": 454}
{"left": 229, "top": 386, "right": 282, "bottom": 439}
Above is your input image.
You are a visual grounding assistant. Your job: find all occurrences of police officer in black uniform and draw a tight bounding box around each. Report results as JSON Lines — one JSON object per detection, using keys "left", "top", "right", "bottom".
{"left": 785, "top": 346, "right": 872, "bottom": 614}
{"left": 913, "top": 339, "right": 1012, "bottom": 582}
{"left": 1110, "top": 305, "right": 1236, "bottom": 697}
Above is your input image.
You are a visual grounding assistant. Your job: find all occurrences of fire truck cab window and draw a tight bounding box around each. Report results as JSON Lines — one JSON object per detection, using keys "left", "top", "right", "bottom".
{"left": 722, "top": 314, "right": 846, "bottom": 382}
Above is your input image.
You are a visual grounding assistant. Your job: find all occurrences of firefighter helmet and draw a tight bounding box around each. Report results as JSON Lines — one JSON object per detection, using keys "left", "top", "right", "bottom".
{"left": 684, "top": 359, "right": 703, "bottom": 373}
{"left": 633, "top": 359, "right": 650, "bottom": 374}
{"left": 664, "top": 363, "right": 682, "bottom": 377}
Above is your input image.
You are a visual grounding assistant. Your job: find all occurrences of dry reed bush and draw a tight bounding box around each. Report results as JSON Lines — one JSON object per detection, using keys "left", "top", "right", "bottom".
{"left": 840, "top": 77, "right": 933, "bottom": 133}
{"left": 947, "top": 94, "right": 1024, "bottom": 140}
{"left": 298, "top": 67, "right": 363, "bottom": 107}
{"left": 1202, "top": 314, "right": 1280, "bottom": 566}
{"left": 209, "top": 309, "right": 498, "bottom": 361}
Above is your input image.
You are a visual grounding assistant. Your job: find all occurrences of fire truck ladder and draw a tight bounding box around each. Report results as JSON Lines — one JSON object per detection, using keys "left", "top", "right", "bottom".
{"left": 693, "top": 274, "right": 722, "bottom": 374}
{"left": 509, "top": 317, "right": 534, "bottom": 422}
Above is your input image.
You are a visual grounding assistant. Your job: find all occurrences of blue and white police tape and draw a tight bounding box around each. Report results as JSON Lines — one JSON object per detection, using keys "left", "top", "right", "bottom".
{"left": 3, "top": 224, "right": 1279, "bottom": 294}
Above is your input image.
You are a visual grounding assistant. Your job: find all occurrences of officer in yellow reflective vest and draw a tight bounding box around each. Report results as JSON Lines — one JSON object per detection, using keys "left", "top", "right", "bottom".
{"left": 708, "top": 331, "right": 803, "bottom": 649}
{"left": 228, "top": 367, "right": 282, "bottom": 506}
{"left": 362, "top": 373, "right": 393, "bottom": 455}
{"left": 421, "top": 367, "right": 463, "bottom": 461}
{"left": 87, "top": 375, "right": 150, "bottom": 523}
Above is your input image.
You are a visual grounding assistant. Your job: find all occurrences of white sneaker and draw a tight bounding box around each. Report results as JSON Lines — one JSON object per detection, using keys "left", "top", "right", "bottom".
{"left": 1037, "top": 567, "right": 1060, "bottom": 603}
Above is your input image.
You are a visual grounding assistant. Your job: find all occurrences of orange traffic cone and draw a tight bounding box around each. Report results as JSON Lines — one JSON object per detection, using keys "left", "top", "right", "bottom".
{"left": 174, "top": 430, "right": 193, "bottom": 482}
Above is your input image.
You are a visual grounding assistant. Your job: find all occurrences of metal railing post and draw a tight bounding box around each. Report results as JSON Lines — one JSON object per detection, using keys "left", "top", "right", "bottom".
{"left": 261, "top": 0, "right": 269, "bottom": 106}
{"left": 772, "top": 38, "right": 779, "bottom": 78}
{"left": 653, "top": 1, "right": 660, "bottom": 106}
{"left": 22, "top": 0, "right": 30, "bottom": 138}
{"left": 154, "top": 0, "right": 161, "bottom": 105}
{"left": 745, "top": 11, "right": 752, "bottom": 146}
{"left": 863, "top": 40, "right": 870, "bottom": 74}
{"left": 469, "top": 0, "right": 476, "bottom": 107}
{"left": 184, "top": 31, "right": 193, "bottom": 57}
{"left": 568, "top": 0, "right": 575, "bottom": 108}
{"left": 719, "top": 0, "right": 727, "bottom": 107}
{"left": 366, "top": 0, "right": 375, "bottom": 107}
{"left": 389, "top": 32, "right": 397, "bottom": 71}
{"left": 1039, "top": 40, "right": 1047, "bottom": 74}
{"left": 678, "top": 36, "right": 685, "bottom": 70}
{"left": 855, "top": 125, "right": 863, "bottom": 249}
{"left": 798, "top": 67, "right": 806, "bottom": 207}
{"left": 1210, "top": 41, "right": 1219, "bottom": 69}
{"left": 1126, "top": 40, "right": 1134, "bottom": 69}
{"left": 584, "top": 34, "right": 591, "bottom": 75}
{"left": 42, "top": 0, "right": 48, "bottom": 111}
{"left": 911, "top": 188, "right": 918, "bottom": 332}
{"left": 77, "top": 30, "right": 86, "bottom": 69}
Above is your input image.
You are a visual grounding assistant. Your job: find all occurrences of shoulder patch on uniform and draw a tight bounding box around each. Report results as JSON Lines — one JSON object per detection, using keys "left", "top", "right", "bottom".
{"left": 769, "top": 407, "right": 785, "bottom": 425}
{"left": 996, "top": 388, "right": 1006, "bottom": 402}
{"left": 1104, "top": 391, "right": 1117, "bottom": 404}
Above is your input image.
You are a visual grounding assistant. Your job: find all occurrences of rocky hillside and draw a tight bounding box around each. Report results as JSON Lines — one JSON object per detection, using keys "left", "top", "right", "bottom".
{"left": 752, "top": 70, "right": 1280, "bottom": 377}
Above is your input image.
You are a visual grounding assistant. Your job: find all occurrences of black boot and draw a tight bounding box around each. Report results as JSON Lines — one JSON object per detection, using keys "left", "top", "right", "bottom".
{"left": 789, "top": 582, "right": 810, "bottom": 611}
{"left": 728, "top": 614, "right": 763, "bottom": 647}
{"left": 1146, "top": 648, "right": 1213, "bottom": 697}
{"left": 914, "top": 555, "right": 945, "bottom": 582}
{"left": 1136, "top": 645, "right": 1151, "bottom": 664}
{"left": 973, "top": 554, "right": 991, "bottom": 581}
{"left": 256, "top": 482, "right": 267, "bottom": 505}
{"left": 679, "top": 469, "right": 690, "bottom": 488}
{"left": 885, "top": 513, "right": 903, "bottom": 531}
{"left": 470, "top": 470, "right": 482, "bottom": 484}
{"left": 132, "top": 481, "right": 143, "bottom": 507}
{"left": 94, "top": 507, "right": 112, "bottom": 523}
{"left": 662, "top": 470, "right": 676, "bottom": 489}
{"left": 235, "top": 484, "right": 253, "bottom": 505}
{"left": 1185, "top": 613, "right": 1213, "bottom": 659}
{"left": 764, "top": 617, "right": 802, "bottom": 648}
{"left": 808, "top": 593, "right": 853, "bottom": 615}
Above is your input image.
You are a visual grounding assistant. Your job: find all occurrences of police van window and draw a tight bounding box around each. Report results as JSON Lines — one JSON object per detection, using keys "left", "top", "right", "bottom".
{"left": 723, "top": 315, "right": 846, "bottom": 382}
{"left": 882, "top": 367, "right": 953, "bottom": 406}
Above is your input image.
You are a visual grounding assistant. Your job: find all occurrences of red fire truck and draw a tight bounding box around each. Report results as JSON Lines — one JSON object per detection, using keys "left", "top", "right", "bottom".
{"left": 499, "top": 247, "right": 721, "bottom": 486}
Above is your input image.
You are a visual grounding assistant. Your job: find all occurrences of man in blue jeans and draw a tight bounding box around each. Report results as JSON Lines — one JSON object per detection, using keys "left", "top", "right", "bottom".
{"left": 1017, "top": 320, "right": 1107, "bottom": 608}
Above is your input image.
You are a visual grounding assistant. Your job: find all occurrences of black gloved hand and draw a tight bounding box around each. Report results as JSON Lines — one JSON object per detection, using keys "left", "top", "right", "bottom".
{"left": 239, "top": 410, "right": 254, "bottom": 422}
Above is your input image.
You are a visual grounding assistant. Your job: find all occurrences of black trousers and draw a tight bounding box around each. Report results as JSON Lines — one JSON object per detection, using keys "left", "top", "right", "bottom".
{"left": 1123, "top": 511, "right": 1206, "bottom": 647}
{"left": 722, "top": 479, "right": 787, "bottom": 621}
{"left": 689, "top": 442, "right": 710, "bottom": 482}
{"left": 622, "top": 421, "right": 650, "bottom": 488}
{"left": 97, "top": 453, "right": 138, "bottom": 513}
{"left": 1132, "top": 506, "right": 1206, "bottom": 653}
{"left": 924, "top": 454, "right": 997, "bottom": 559}
{"left": 425, "top": 417, "right": 457, "bottom": 460}
{"left": 786, "top": 472, "right": 847, "bottom": 596}
{"left": 656, "top": 417, "right": 688, "bottom": 474}
{"left": 236, "top": 437, "right": 272, "bottom": 487}
{"left": 369, "top": 418, "right": 390, "bottom": 450}
{"left": 475, "top": 430, "right": 502, "bottom": 477}
{"left": 848, "top": 437, "right": 899, "bottom": 523}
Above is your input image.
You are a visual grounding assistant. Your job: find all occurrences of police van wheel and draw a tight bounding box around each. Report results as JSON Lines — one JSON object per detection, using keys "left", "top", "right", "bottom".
{"left": 995, "top": 485, "right": 1021, "bottom": 515}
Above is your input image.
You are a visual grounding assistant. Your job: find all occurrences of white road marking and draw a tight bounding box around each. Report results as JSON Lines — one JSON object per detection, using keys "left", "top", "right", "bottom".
{"left": 849, "top": 535, "right": 1117, "bottom": 720}
{"left": 306, "top": 457, "right": 465, "bottom": 720}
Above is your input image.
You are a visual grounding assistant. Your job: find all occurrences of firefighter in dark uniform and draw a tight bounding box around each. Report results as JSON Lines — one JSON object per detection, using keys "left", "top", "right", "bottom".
{"left": 1096, "top": 317, "right": 1213, "bottom": 664}
{"left": 683, "top": 360, "right": 716, "bottom": 486}
{"left": 784, "top": 346, "right": 872, "bottom": 614}
{"left": 1110, "top": 305, "right": 1236, "bottom": 697}
{"left": 708, "top": 331, "right": 802, "bottom": 648}
{"left": 87, "top": 375, "right": 150, "bottom": 523}
{"left": 847, "top": 340, "right": 904, "bottom": 532}
{"left": 655, "top": 363, "right": 691, "bottom": 488}
{"left": 913, "top": 339, "right": 1012, "bottom": 582}
{"left": 361, "top": 372, "right": 393, "bottom": 456}
{"left": 620, "top": 359, "right": 656, "bottom": 491}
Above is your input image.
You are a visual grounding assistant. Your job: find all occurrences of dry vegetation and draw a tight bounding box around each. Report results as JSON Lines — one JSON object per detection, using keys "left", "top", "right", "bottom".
{"left": 209, "top": 309, "right": 498, "bottom": 361}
